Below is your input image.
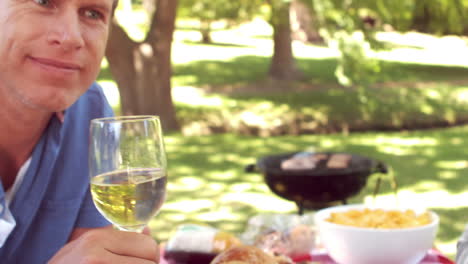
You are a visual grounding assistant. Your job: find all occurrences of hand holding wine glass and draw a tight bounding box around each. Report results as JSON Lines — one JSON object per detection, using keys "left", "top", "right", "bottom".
{"left": 89, "top": 115, "right": 167, "bottom": 233}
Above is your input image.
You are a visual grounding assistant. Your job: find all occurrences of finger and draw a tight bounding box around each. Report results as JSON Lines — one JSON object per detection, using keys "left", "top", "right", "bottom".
{"left": 107, "top": 230, "right": 159, "bottom": 261}
{"left": 142, "top": 226, "right": 151, "bottom": 236}
{"left": 88, "top": 249, "right": 158, "bottom": 264}
{"left": 82, "top": 229, "right": 159, "bottom": 262}
{"left": 69, "top": 225, "right": 113, "bottom": 241}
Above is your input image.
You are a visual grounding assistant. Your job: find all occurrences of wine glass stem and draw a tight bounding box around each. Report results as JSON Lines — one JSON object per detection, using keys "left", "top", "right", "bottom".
{"left": 115, "top": 225, "right": 145, "bottom": 233}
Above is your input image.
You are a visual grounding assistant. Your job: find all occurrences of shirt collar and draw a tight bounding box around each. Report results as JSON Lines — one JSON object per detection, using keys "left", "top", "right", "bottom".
{"left": 55, "top": 111, "right": 65, "bottom": 123}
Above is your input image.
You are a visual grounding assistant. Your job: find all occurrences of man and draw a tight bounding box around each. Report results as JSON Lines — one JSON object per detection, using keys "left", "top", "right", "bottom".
{"left": 0, "top": 0, "right": 159, "bottom": 263}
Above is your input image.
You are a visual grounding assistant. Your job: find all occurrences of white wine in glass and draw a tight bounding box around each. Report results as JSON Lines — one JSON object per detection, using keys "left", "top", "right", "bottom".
{"left": 89, "top": 115, "right": 167, "bottom": 232}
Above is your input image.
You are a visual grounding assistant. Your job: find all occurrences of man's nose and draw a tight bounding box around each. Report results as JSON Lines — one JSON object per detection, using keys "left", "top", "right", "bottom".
{"left": 46, "top": 11, "right": 84, "bottom": 52}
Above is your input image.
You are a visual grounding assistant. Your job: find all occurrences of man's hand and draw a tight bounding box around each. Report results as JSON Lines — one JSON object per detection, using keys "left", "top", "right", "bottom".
{"left": 48, "top": 227, "right": 159, "bottom": 264}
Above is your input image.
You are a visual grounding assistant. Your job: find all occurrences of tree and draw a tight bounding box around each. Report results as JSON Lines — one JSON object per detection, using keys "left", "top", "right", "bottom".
{"left": 105, "top": 0, "right": 180, "bottom": 131}
{"left": 267, "top": 0, "right": 303, "bottom": 80}
{"left": 411, "top": 0, "right": 466, "bottom": 35}
{"left": 291, "top": 0, "right": 323, "bottom": 43}
{"left": 309, "top": 0, "right": 468, "bottom": 87}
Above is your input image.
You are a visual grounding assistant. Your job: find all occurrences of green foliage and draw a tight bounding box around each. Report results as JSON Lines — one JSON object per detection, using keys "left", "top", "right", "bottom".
{"left": 305, "top": 0, "right": 468, "bottom": 87}
{"left": 178, "top": 0, "right": 263, "bottom": 26}
{"left": 311, "top": 0, "right": 383, "bottom": 87}
{"left": 412, "top": 0, "right": 467, "bottom": 35}
{"left": 174, "top": 82, "right": 468, "bottom": 136}
{"left": 177, "top": 0, "right": 264, "bottom": 42}
{"left": 364, "top": 0, "right": 414, "bottom": 31}
{"left": 333, "top": 32, "right": 381, "bottom": 87}
{"left": 267, "top": 0, "right": 293, "bottom": 28}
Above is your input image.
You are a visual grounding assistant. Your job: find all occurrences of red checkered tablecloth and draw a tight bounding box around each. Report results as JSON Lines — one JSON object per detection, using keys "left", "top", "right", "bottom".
{"left": 160, "top": 247, "right": 454, "bottom": 264}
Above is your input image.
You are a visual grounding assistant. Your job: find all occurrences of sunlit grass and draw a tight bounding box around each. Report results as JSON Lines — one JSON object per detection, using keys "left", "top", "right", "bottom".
{"left": 376, "top": 32, "right": 468, "bottom": 67}
{"left": 436, "top": 161, "right": 468, "bottom": 170}
{"left": 172, "top": 86, "right": 226, "bottom": 107}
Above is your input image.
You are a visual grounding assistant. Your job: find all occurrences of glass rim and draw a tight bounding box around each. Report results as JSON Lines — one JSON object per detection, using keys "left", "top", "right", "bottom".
{"left": 91, "top": 115, "right": 160, "bottom": 124}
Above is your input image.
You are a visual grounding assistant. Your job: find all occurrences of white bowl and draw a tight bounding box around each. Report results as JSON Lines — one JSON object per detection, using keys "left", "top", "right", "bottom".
{"left": 314, "top": 204, "right": 439, "bottom": 264}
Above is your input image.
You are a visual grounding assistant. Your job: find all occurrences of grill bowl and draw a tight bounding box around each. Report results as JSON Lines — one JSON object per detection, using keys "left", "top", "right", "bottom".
{"left": 246, "top": 152, "right": 388, "bottom": 213}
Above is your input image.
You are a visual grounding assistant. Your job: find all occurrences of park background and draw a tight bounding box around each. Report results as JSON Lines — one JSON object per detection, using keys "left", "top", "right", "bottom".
{"left": 97, "top": 0, "right": 468, "bottom": 259}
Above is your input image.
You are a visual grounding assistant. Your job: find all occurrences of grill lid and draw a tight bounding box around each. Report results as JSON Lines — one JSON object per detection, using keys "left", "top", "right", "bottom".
{"left": 256, "top": 152, "right": 382, "bottom": 177}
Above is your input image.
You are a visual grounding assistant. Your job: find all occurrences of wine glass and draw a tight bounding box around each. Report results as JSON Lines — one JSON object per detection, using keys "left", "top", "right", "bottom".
{"left": 89, "top": 115, "right": 167, "bottom": 232}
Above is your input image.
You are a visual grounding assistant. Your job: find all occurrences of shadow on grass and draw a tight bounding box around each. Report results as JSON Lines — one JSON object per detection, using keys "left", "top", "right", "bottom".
{"left": 172, "top": 55, "right": 468, "bottom": 136}
{"left": 173, "top": 55, "right": 468, "bottom": 88}
{"left": 435, "top": 207, "right": 467, "bottom": 241}
{"left": 173, "top": 56, "right": 271, "bottom": 87}
{"left": 181, "top": 40, "right": 255, "bottom": 48}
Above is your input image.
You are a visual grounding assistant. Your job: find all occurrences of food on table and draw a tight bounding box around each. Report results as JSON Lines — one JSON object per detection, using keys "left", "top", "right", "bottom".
{"left": 252, "top": 224, "right": 314, "bottom": 258}
{"left": 166, "top": 224, "right": 241, "bottom": 254}
{"left": 326, "top": 208, "right": 432, "bottom": 228}
{"left": 315, "top": 204, "right": 439, "bottom": 264}
{"left": 287, "top": 224, "right": 315, "bottom": 257}
{"left": 164, "top": 224, "right": 242, "bottom": 264}
{"left": 210, "top": 245, "right": 293, "bottom": 264}
{"left": 326, "top": 153, "right": 352, "bottom": 169}
{"left": 280, "top": 152, "right": 353, "bottom": 170}
{"left": 213, "top": 231, "right": 243, "bottom": 253}
{"left": 281, "top": 153, "right": 328, "bottom": 170}
{"left": 241, "top": 213, "right": 315, "bottom": 259}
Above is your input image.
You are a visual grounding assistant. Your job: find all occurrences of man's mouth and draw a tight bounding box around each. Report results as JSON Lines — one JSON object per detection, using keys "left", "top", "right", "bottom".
{"left": 29, "top": 56, "right": 81, "bottom": 71}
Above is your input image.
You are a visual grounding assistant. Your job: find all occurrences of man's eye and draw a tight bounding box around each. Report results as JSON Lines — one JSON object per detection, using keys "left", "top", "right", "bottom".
{"left": 33, "top": 0, "right": 55, "bottom": 8}
{"left": 84, "top": 9, "right": 103, "bottom": 20}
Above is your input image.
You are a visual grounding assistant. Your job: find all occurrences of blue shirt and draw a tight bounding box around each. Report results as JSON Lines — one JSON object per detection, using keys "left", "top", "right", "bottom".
{"left": 0, "top": 83, "right": 113, "bottom": 263}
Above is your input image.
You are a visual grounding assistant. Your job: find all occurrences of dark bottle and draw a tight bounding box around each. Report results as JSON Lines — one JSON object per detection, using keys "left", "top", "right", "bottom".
{"left": 164, "top": 250, "right": 217, "bottom": 264}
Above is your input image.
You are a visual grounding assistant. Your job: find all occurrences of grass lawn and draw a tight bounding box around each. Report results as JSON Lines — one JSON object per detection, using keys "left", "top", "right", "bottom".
{"left": 97, "top": 17, "right": 468, "bottom": 260}
{"left": 169, "top": 23, "right": 468, "bottom": 136}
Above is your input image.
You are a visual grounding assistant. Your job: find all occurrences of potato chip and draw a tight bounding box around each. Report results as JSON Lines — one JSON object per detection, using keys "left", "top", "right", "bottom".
{"left": 325, "top": 208, "right": 432, "bottom": 229}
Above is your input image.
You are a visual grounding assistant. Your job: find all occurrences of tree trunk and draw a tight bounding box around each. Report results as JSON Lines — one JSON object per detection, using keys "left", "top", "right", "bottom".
{"left": 268, "top": 0, "right": 302, "bottom": 80}
{"left": 105, "top": 0, "right": 180, "bottom": 132}
{"left": 290, "top": 0, "right": 323, "bottom": 43}
{"left": 411, "top": 0, "right": 432, "bottom": 33}
{"left": 200, "top": 20, "right": 212, "bottom": 44}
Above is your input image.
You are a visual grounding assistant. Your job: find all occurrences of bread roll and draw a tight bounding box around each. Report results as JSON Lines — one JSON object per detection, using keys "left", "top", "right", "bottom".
{"left": 213, "top": 231, "right": 242, "bottom": 253}
{"left": 210, "top": 245, "right": 278, "bottom": 264}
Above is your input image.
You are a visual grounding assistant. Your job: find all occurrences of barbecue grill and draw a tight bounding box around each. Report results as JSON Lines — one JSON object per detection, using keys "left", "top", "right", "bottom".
{"left": 245, "top": 152, "right": 389, "bottom": 214}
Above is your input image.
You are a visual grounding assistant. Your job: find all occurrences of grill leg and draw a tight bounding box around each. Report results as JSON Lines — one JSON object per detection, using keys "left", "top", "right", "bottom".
{"left": 296, "top": 201, "right": 304, "bottom": 215}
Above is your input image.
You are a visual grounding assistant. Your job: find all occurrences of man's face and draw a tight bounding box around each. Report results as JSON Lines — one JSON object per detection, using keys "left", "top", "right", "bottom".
{"left": 0, "top": 0, "right": 114, "bottom": 112}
